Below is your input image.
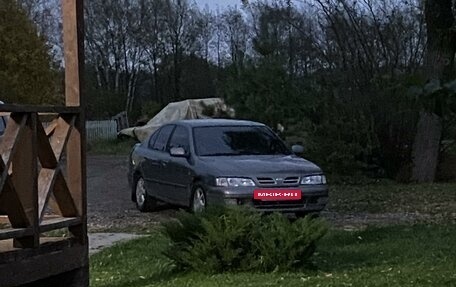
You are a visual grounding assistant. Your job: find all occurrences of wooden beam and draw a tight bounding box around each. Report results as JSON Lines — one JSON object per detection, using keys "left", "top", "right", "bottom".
{"left": 62, "top": 0, "right": 84, "bottom": 108}
{"left": 51, "top": 115, "right": 76, "bottom": 162}
{"left": 0, "top": 105, "right": 80, "bottom": 114}
{"left": 52, "top": 171, "right": 79, "bottom": 218}
{"left": 38, "top": 168, "right": 59, "bottom": 219}
{"left": 40, "top": 217, "right": 81, "bottom": 233}
{"left": 0, "top": 240, "right": 87, "bottom": 287}
{"left": 36, "top": 121, "right": 58, "bottom": 169}
{"left": 0, "top": 228, "right": 33, "bottom": 241}
{"left": 44, "top": 118, "right": 59, "bottom": 136}
{"left": 11, "top": 114, "right": 39, "bottom": 248}
{"left": 0, "top": 114, "right": 27, "bottom": 195}
{"left": 38, "top": 169, "right": 79, "bottom": 220}
{"left": 0, "top": 179, "right": 29, "bottom": 228}
{"left": 62, "top": 0, "right": 87, "bottom": 246}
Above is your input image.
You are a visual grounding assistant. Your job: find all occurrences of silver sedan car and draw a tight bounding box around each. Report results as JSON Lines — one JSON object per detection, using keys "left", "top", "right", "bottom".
{"left": 128, "top": 119, "right": 328, "bottom": 217}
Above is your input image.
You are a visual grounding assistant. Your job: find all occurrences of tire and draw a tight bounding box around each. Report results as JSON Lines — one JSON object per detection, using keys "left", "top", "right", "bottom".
{"left": 190, "top": 185, "right": 207, "bottom": 213}
{"left": 134, "top": 177, "right": 157, "bottom": 212}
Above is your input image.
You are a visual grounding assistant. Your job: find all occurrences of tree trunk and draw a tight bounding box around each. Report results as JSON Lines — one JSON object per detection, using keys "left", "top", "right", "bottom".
{"left": 411, "top": 112, "right": 442, "bottom": 182}
{"left": 411, "top": 0, "right": 456, "bottom": 182}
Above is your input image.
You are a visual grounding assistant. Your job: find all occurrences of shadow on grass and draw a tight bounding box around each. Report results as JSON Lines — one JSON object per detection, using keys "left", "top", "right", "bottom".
{"left": 314, "top": 224, "right": 456, "bottom": 273}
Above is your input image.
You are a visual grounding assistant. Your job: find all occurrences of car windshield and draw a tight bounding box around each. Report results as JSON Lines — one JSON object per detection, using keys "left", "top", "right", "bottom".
{"left": 193, "top": 125, "right": 291, "bottom": 156}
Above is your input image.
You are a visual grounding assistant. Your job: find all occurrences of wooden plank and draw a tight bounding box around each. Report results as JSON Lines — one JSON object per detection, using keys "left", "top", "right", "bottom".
{"left": 0, "top": 114, "right": 27, "bottom": 195}
{"left": 52, "top": 115, "right": 75, "bottom": 161}
{"left": 39, "top": 217, "right": 81, "bottom": 233}
{"left": 45, "top": 118, "right": 59, "bottom": 137}
{"left": 38, "top": 168, "right": 59, "bottom": 219}
{"left": 11, "top": 114, "right": 39, "bottom": 248}
{"left": 0, "top": 105, "right": 80, "bottom": 114}
{"left": 38, "top": 169, "right": 78, "bottom": 220}
{"left": 62, "top": 0, "right": 84, "bottom": 107}
{"left": 0, "top": 227, "right": 32, "bottom": 241}
{"left": 53, "top": 171, "right": 79, "bottom": 218}
{"left": 37, "top": 115, "right": 76, "bottom": 219}
{"left": 0, "top": 237, "right": 76, "bottom": 263}
{"left": 0, "top": 241, "right": 87, "bottom": 287}
{"left": 37, "top": 119, "right": 58, "bottom": 169}
{"left": 0, "top": 179, "right": 30, "bottom": 228}
{"left": 47, "top": 194, "right": 63, "bottom": 217}
{"left": 63, "top": 0, "right": 87, "bottom": 245}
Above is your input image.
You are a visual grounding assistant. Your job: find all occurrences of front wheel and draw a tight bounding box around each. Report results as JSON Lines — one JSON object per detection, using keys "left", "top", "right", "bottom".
{"left": 134, "top": 177, "right": 157, "bottom": 212}
{"left": 190, "top": 185, "right": 207, "bottom": 213}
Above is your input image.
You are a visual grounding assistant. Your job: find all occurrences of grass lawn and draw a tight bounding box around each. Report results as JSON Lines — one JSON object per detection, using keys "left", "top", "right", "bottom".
{"left": 90, "top": 224, "right": 456, "bottom": 287}
{"left": 329, "top": 183, "right": 456, "bottom": 219}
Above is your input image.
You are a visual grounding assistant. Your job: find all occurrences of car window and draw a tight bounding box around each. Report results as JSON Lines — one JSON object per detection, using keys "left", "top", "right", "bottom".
{"left": 147, "top": 129, "right": 160, "bottom": 149}
{"left": 0, "top": 117, "right": 6, "bottom": 136}
{"left": 152, "top": 125, "right": 174, "bottom": 151}
{"left": 167, "top": 126, "right": 189, "bottom": 152}
{"left": 193, "top": 126, "right": 291, "bottom": 156}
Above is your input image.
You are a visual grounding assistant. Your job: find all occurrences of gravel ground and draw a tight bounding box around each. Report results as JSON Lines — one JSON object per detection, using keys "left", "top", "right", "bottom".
{"left": 87, "top": 155, "right": 432, "bottom": 232}
{"left": 87, "top": 155, "right": 179, "bottom": 232}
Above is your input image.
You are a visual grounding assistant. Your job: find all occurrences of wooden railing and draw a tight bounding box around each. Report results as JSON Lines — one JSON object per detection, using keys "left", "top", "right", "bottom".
{"left": 0, "top": 105, "right": 85, "bottom": 248}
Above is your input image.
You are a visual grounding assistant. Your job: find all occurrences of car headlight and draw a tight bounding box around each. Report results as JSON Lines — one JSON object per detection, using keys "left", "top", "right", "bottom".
{"left": 216, "top": 177, "right": 256, "bottom": 187}
{"left": 301, "top": 175, "right": 327, "bottom": 185}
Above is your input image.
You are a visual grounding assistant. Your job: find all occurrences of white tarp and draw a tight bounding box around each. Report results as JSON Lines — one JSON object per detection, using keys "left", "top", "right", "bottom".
{"left": 119, "top": 98, "right": 231, "bottom": 142}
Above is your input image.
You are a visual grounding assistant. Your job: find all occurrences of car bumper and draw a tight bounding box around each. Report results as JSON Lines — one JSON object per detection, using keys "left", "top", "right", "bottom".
{"left": 205, "top": 185, "right": 328, "bottom": 213}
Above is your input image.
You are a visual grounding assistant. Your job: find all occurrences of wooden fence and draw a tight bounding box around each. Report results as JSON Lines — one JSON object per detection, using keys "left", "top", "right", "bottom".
{"left": 0, "top": 106, "right": 88, "bottom": 286}
{"left": 86, "top": 120, "right": 118, "bottom": 142}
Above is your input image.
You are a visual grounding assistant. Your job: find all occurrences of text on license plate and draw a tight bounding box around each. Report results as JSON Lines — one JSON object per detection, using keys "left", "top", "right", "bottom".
{"left": 254, "top": 189, "right": 301, "bottom": 201}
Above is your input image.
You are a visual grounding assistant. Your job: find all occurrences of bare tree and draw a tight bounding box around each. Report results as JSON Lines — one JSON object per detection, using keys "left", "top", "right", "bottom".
{"left": 222, "top": 8, "right": 250, "bottom": 75}
{"left": 162, "top": 0, "right": 201, "bottom": 100}
{"left": 85, "top": 0, "right": 145, "bottom": 115}
{"left": 411, "top": 0, "right": 456, "bottom": 182}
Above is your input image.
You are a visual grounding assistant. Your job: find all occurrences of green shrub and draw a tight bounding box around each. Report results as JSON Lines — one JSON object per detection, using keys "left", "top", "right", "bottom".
{"left": 161, "top": 206, "right": 328, "bottom": 274}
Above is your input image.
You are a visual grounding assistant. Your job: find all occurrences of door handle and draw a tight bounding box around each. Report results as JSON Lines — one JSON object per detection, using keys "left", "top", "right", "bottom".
{"left": 160, "top": 160, "right": 168, "bottom": 167}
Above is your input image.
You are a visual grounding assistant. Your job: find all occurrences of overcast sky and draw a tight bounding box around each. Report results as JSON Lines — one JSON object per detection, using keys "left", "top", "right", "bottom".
{"left": 195, "top": 0, "right": 241, "bottom": 11}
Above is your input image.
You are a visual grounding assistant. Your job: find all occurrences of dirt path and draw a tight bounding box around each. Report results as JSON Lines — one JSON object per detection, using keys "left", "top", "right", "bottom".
{"left": 87, "top": 155, "right": 178, "bottom": 232}
{"left": 87, "top": 155, "right": 430, "bottom": 232}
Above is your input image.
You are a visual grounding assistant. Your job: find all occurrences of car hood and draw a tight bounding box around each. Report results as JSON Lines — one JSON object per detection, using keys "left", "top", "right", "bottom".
{"left": 198, "top": 155, "right": 322, "bottom": 177}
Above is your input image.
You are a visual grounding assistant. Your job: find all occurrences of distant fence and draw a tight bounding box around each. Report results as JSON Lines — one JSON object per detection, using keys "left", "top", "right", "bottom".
{"left": 86, "top": 120, "right": 118, "bottom": 142}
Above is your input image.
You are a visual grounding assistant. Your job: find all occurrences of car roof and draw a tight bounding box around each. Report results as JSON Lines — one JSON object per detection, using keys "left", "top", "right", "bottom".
{"left": 173, "top": 119, "right": 265, "bottom": 128}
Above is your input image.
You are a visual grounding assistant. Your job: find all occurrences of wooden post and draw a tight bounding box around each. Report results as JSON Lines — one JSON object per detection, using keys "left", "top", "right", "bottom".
{"left": 61, "top": 0, "right": 88, "bottom": 286}
{"left": 0, "top": 0, "right": 88, "bottom": 286}
{"left": 62, "top": 0, "right": 87, "bottom": 245}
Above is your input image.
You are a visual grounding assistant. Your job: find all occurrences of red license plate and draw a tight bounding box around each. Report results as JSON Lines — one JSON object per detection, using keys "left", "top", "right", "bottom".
{"left": 254, "top": 189, "right": 302, "bottom": 201}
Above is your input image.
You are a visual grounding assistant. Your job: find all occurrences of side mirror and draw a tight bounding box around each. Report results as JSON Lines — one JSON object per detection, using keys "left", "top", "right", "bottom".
{"left": 291, "top": 144, "right": 304, "bottom": 154}
{"left": 170, "top": 147, "right": 189, "bottom": 158}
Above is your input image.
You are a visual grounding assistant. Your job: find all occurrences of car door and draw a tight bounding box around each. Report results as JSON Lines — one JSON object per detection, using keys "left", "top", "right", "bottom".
{"left": 140, "top": 129, "right": 160, "bottom": 197}
{"left": 162, "top": 125, "right": 194, "bottom": 206}
{"left": 143, "top": 125, "right": 175, "bottom": 201}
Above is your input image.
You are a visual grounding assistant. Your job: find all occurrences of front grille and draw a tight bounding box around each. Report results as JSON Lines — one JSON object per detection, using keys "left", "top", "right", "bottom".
{"left": 256, "top": 176, "right": 300, "bottom": 186}
{"left": 257, "top": 177, "right": 275, "bottom": 185}
{"left": 283, "top": 177, "right": 299, "bottom": 184}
